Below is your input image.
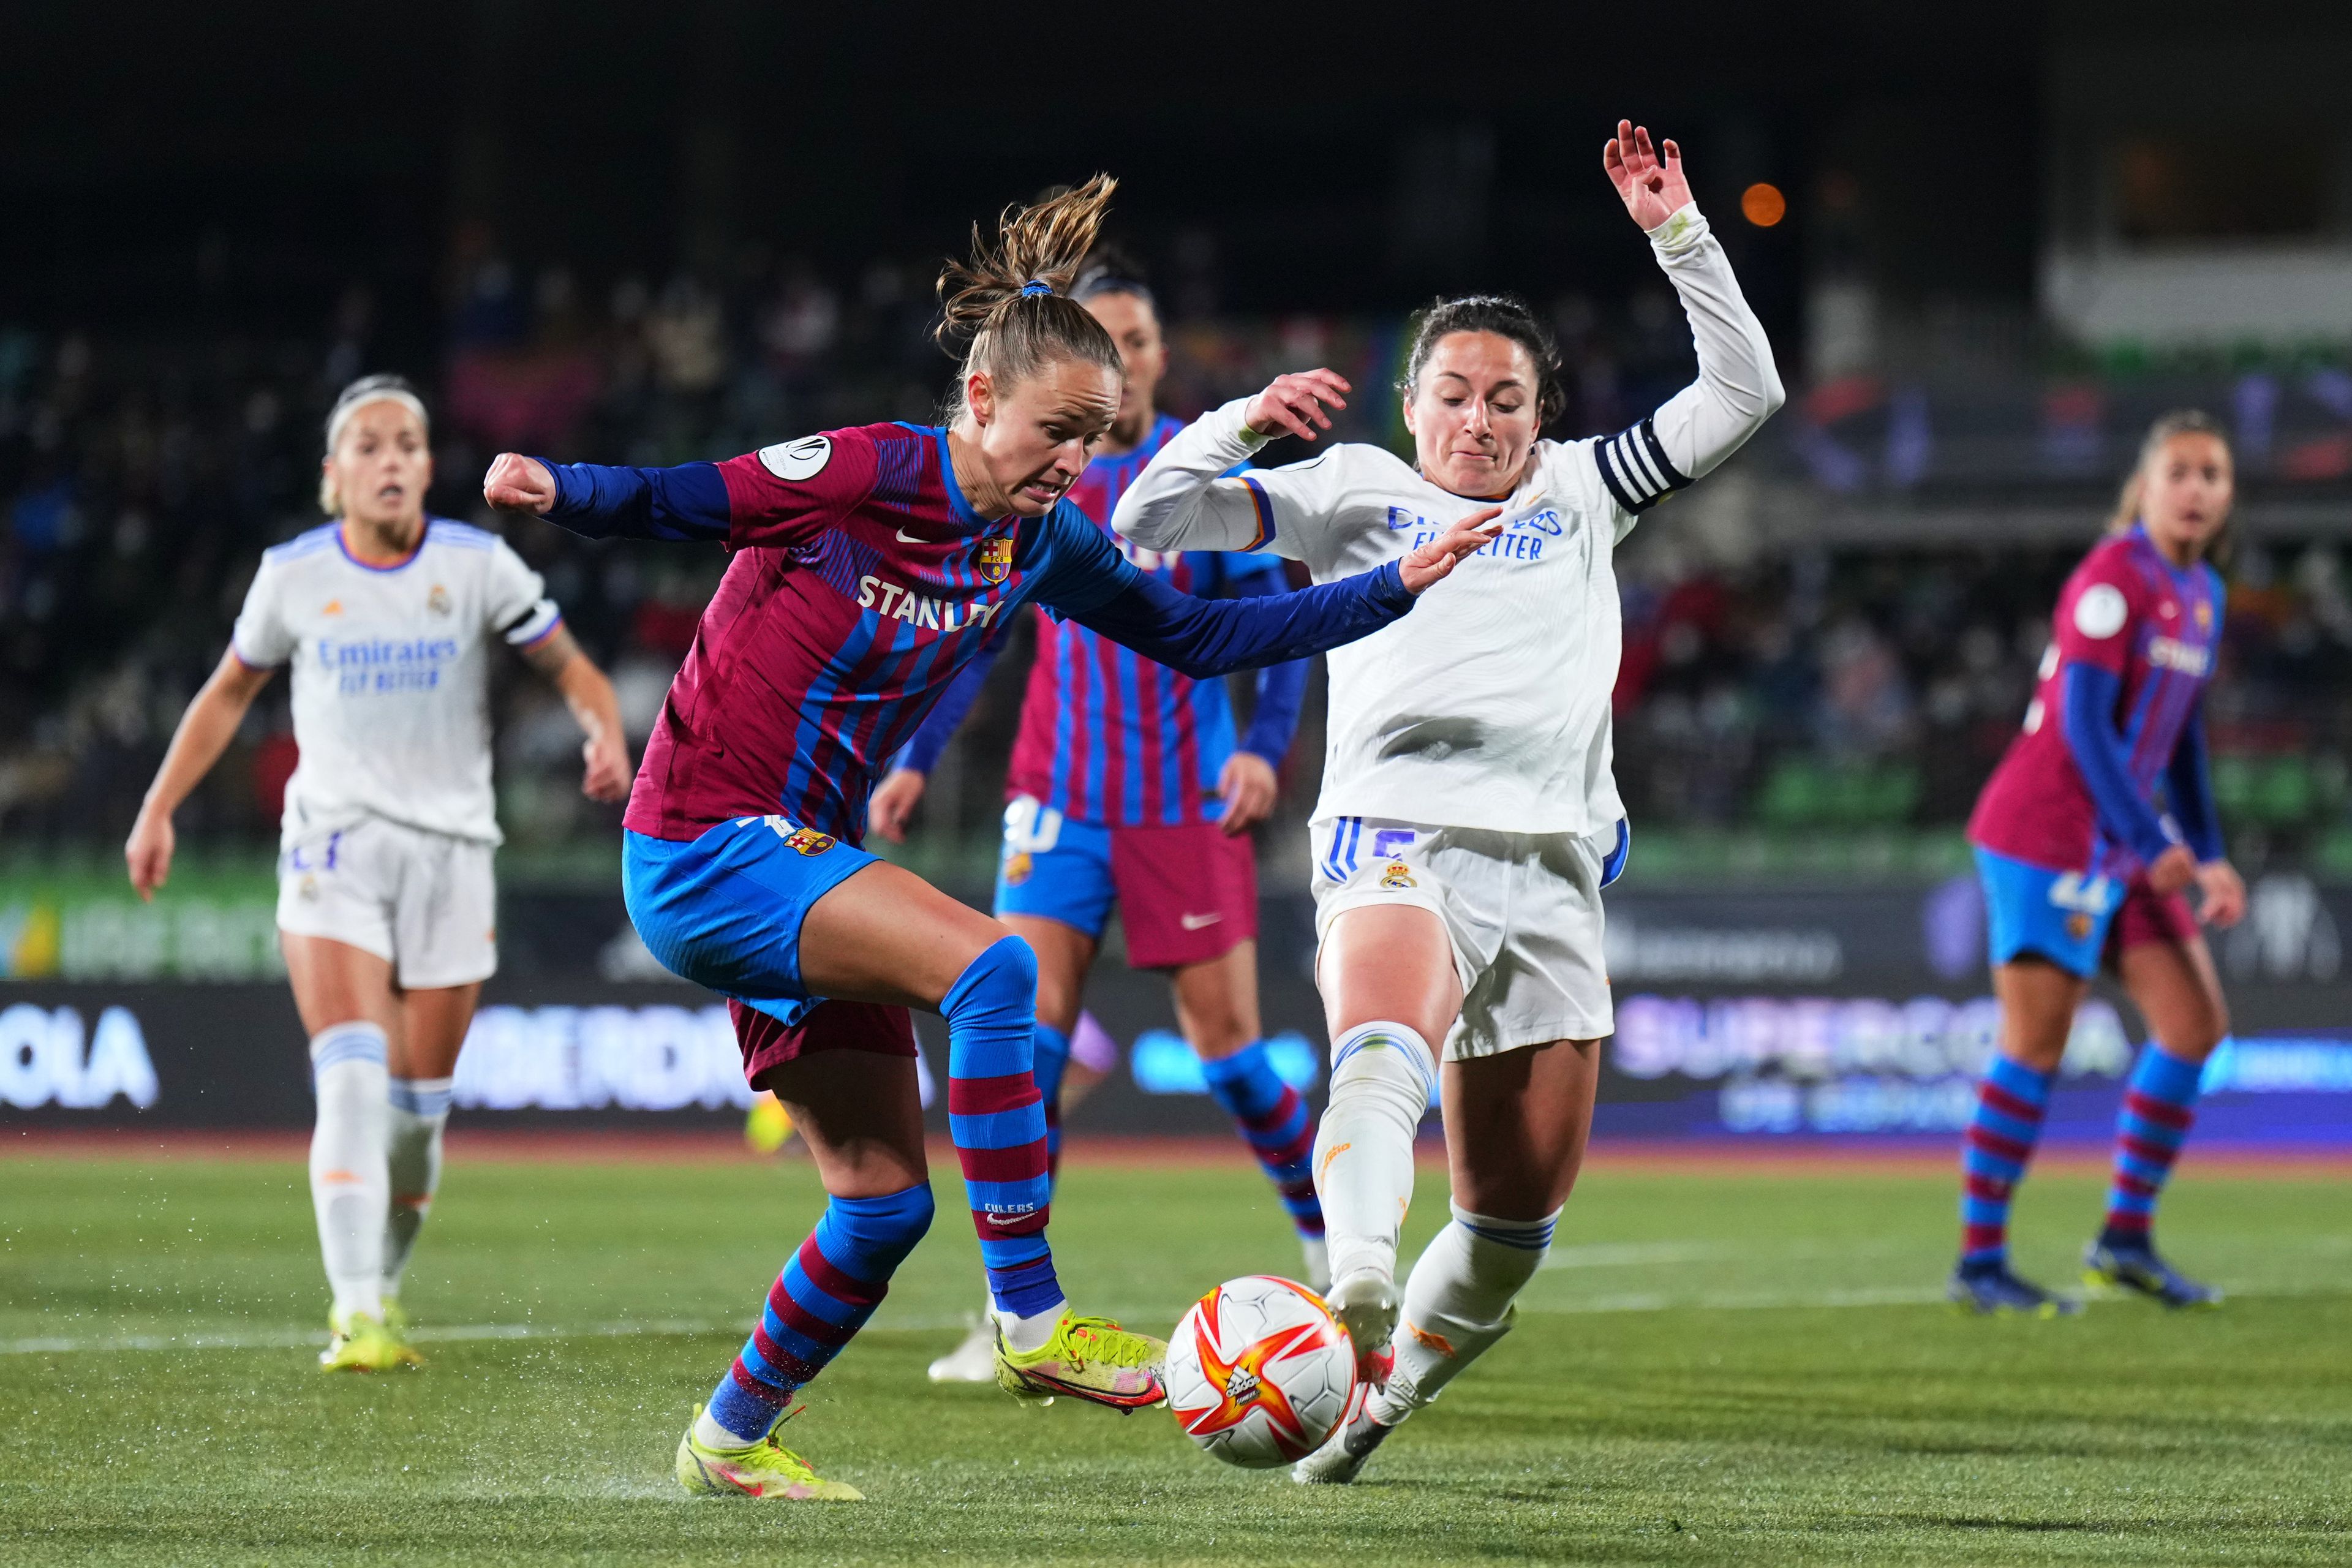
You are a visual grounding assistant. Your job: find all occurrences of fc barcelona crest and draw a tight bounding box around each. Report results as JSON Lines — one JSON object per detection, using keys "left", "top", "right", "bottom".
{"left": 977, "top": 533, "right": 1014, "bottom": 585}
{"left": 785, "top": 826, "right": 838, "bottom": 856}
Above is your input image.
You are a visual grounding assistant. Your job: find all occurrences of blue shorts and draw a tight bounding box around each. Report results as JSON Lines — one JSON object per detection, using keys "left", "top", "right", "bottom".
{"left": 1975, "top": 846, "right": 2122, "bottom": 978}
{"left": 995, "top": 799, "right": 1117, "bottom": 940}
{"left": 992, "top": 794, "right": 1259, "bottom": 967}
{"left": 624, "top": 816, "right": 880, "bottom": 1028}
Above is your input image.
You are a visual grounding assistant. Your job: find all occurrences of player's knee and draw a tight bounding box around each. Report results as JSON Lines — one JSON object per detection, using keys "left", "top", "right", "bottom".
{"left": 1325, "top": 1022, "right": 1435, "bottom": 1125}
{"left": 944, "top": 933, "right": 1038, "bottom": 1023}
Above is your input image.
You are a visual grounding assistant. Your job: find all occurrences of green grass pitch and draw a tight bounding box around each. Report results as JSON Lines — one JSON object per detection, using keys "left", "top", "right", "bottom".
{"left": 2, "top": 1145, "right": 2346, "bottom": 1566}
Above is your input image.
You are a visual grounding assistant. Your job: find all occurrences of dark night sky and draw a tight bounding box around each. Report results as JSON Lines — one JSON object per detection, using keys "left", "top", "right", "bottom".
{"left": 0, "top": 1, "right": 2084, "bottom": 347}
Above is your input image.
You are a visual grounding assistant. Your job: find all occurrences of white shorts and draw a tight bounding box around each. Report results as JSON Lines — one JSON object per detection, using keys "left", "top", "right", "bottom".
{"left": 1310, "top": 815, "right": 1623, "bottom": 1060}
{"left": 276, "top": 816, "right": 498, "bottom": 990}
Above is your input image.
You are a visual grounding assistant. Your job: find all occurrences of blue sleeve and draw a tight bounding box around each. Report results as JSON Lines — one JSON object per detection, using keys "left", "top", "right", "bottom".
{"left": 1223, "top": 563, "right": 1308, "bottom": 764}
{"left": 895, "top": 636, "right": 1006, "bottom": 776}
{"left": 537, "top": 458, "right": 733, "bottom": 543}
{"left": 2164, "top": 707, "right": 2225, "bottom": 862}
{"left": 1062, "top": 562, "right": 1410, "bottom": 680}
{"left": 2060, "top": 662, "right": 2176, "bottom": 865}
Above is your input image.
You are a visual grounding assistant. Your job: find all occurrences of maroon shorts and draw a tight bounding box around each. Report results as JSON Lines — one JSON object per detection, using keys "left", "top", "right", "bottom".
{"left": 2101, "top": 876, "right": 2200, "bottom": 968}
{"left": 730, "top": 998, "right": 917, "bottom": 1092}
{"left": 1111, "top": 818, "right": 1259, "bottom": 969}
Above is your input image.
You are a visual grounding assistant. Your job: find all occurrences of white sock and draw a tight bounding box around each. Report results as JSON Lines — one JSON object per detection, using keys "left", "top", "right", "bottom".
{"left": 383, "top": 1077, "right": 453, "bottom": 1300}
{"left": 308, "top": 1022, "right": 391, "bottom": 1325}
{"left": 993, "top": 1300, "right": 1067, "bottom": 1355}
{"left": 1371, "top": 1203, "right": 1558, "bottom": 1425}
{"left": 695, "top": 1407, "right": 760, "bottom": 1450}
{"left": 1313, "top": 1022, "right": 1436, "bottom": 1285}
{"left": 1301, "top": 1235, "right": 1331, "bottom": 1293}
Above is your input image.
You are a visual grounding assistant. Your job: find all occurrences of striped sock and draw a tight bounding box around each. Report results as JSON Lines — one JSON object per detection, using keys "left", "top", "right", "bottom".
{"left": 1958, "top": 1053, "right": 2055, "bottom": 1272}
{"left": 703, "top": 1184, "right": 933, "bottom": 1444}
{"left": 1032, "top": 1022, "right": 1071, "bottom": 1188}
{"left": 941, "top": 937, "right": 1063, "bottom": 1320}
{"left": 1200, "top": 1041, "right": 1325, "bottom": 1241}
{"left": 2101, "top": 1041, "right": 2206, "bottom": 1245}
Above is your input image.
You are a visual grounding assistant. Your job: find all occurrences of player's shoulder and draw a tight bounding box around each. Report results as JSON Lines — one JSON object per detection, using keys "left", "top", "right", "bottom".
{"left": 1276, "top": 439, "right": 1406, "bottom": 497}
{"left": 734, "top": 423, "right": 900, "bottom": 496}
{"left": 260, "top": 522, "right": 342, "bottom": 568}
{"left": 2067, "top": 532, "right": 2158, "bottom": 602}
{"left": 422, "top": 516, "right": 502, "bottom": 552}
{"left": 1550, "top": 420, "right": 1686, "bottom": 517}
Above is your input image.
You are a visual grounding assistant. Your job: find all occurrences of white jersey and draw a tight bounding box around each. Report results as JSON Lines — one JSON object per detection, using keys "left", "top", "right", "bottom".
{"left": 232, "top": 518, "right": 563, "bottom": 846}
{"left": 1115, "top": 205, "right": 1782, "bottom": 838}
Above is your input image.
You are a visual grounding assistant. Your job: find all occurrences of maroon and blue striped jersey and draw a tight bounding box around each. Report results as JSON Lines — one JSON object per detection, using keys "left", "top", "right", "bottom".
{"left": 538, "top": 422, "right": 1415, "bottom": 846}
{"left": 1008, "top": 415, "right": 1295, "bottom": 826}
{"left": 1970, "top": 526, "right": 2225, "bottom": 878}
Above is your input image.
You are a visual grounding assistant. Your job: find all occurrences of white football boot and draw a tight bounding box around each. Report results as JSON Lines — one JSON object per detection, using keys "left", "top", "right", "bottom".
{"left": 926, "top": 1316, "right": 998, "bottom": 1384}
{"left": 1292, "top": 1377, "right": 1401, "bottom": 1485}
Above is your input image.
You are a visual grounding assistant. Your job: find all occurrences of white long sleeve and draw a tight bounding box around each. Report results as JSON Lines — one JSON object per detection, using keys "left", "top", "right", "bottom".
{"left": 1589, "top": 205, "right": 1785, "bottom": 518}
{"left": 1111, "top": 398, "right": 1298, "bottom": 557}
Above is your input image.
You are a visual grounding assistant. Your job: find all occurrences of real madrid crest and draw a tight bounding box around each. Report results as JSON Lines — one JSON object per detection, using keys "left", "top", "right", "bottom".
{"left": 427, "top": 583, "right": 452, "bottom": 617}
{"left": 977, "top": 532, "right": 1014, "bottom": 585}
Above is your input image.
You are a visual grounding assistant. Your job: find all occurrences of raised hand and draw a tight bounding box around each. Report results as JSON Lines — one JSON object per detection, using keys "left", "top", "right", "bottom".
{"left": 1398, "top": 506, "right": 1502, "bottom": 594}
{"left": 1243, "top": 370, "right": 1351, "bottom": 443}
{"left": 483, "top": 453, "right": 558, "bottom": 515}
{"left": 1603, "top": 120, "right": 1694, "bottom": 232}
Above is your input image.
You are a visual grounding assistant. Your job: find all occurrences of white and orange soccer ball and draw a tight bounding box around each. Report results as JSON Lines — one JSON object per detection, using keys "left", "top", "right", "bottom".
{"left": 1166, "top": 1275, "right": 1357, "bottom": 1468}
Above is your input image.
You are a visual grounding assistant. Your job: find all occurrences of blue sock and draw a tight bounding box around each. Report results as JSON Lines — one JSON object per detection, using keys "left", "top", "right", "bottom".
{"left": 1200, "top": 1041, "right": 1324, "bottom": 1240}
{"left": 1033, "top": 1022, "right": 1071, "bottom": 1189}
{"left": 941, "top": 937, "right": 1063, "bottom": 1319}
{"left": 706, "top": 1183, "right": 934, "bottom": 1442}
{"left": 1958, "top": 1054, "right": 2054, "bottom": 1272}
{"left": 2101, "top": 1040, "right": 2206, "bottom": 1247}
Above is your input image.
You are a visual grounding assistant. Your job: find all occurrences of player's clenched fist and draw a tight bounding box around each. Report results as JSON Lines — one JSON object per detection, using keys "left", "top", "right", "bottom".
{"left": 483, "top": 453, "right": 558, "bottom": 514}
{"left": 1397, "top": 505, "right": 1503, "bottom": 594}
{"left": 1243, "top": 370, "right": 1351, "bottom": 443}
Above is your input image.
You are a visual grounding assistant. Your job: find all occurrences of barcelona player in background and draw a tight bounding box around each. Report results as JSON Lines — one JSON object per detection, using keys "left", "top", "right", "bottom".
{"left": 484, "top": 176, "right": 1498, "bottom": 1499}
{"left": 872, "top": 246, "right": 1327, "bottom": 1384}
{"left": 1956, "top": 412, "right": 2247, "bottom": 1315}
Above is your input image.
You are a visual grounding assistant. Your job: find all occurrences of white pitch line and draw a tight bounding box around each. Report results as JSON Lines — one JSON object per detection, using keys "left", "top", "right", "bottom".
{"left": 8, "top": 1280, "right": 2347, "bottom": 1357}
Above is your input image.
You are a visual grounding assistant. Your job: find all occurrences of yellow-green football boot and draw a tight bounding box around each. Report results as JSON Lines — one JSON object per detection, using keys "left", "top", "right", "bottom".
{"left": 318, "top": 1310, "right": 423, "bottom": 1372}
{"left": 995, "top": 1311, "right": 1166, "bottom": 1411}
{"left": 674, "top": 1404, "right": 862, "bottom": 1501}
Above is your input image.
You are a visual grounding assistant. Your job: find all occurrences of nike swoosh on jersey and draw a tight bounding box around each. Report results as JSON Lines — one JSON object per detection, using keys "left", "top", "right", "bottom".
{"left": 1178, "top": 911, "right": 1224, "bottom": 930}
{"left": 896, "top": 527, "right": 926, "bottom": 544}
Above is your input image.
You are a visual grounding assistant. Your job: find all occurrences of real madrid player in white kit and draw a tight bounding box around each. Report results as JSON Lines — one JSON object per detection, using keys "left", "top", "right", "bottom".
{"left": 1117, "top": 123, "right": 1784, "bottom": 1479}
{"left": 126, "top": 377, "right": 630, "bottom": 1370}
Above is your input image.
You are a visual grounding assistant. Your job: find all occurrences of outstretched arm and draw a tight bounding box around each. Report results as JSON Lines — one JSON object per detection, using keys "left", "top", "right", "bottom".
{"left": 126, "top": 649, "right": 274, "bottom": 902}
{"left": 1591, "top": 122, "right": 1785, "bottom": 520}
{"left": 1054, "top": 513, "right": 1494, "bottom": 680}
{"left": 484, "top": 453, "right": 731, "bottom": 542}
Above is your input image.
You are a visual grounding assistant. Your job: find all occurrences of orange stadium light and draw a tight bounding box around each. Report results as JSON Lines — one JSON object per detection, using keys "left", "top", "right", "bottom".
{"left": 1741, "top": 182, "right": 1787, "bottom": 227}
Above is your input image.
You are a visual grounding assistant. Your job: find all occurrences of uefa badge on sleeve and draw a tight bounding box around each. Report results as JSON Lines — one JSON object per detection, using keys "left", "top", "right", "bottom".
{"left": 977, "top": 534, "right": 1014, "bottom": 584}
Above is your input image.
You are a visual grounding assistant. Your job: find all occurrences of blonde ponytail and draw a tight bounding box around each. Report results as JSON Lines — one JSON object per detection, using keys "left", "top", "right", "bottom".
{"left": 935, "top": 175, "right": 1123, "bottom": 421}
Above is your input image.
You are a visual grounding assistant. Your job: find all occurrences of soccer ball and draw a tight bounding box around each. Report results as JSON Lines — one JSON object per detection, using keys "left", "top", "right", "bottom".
{"left": 1166, "top": 1275, "right": 1356, "bottom": 1468}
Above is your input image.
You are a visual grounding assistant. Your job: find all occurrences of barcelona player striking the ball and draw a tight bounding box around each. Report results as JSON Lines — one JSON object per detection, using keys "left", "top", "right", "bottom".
{"left": 1956, "top": 411, "right": 2247, "bottom": 1316}
{"left": 483, "top": 176, "right": 1498, "bottom": 1499}
{"left": 873, "top": 245, "right": 1329, "bottom": 1384}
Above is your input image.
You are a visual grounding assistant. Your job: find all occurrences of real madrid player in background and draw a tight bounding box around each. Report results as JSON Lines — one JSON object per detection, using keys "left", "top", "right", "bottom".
{"left": 126, "top": 375, "right": 630, "bottom": 1371}
{"left": 1954, "top": 411, "right": 2244, "bottom": 1315}
{"left": 1118, "top": 123, "right": 1784, "bottom": 1482}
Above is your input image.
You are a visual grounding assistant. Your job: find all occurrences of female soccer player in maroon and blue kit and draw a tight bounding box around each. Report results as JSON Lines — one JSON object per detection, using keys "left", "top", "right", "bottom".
{"left": 484, "top": 177, "right": 1494, "bottom": 1499}
{"left": 872, "top": 251, "right": 1329, "bottom": 1383}
{"left": 1955, "top": 412, "right": 2247, "bottom": 1316}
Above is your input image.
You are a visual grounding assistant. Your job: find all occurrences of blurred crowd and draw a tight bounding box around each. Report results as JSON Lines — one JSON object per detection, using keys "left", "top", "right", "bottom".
{"left": 7, "top": 252, "right": 2352, "bottom": 864}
